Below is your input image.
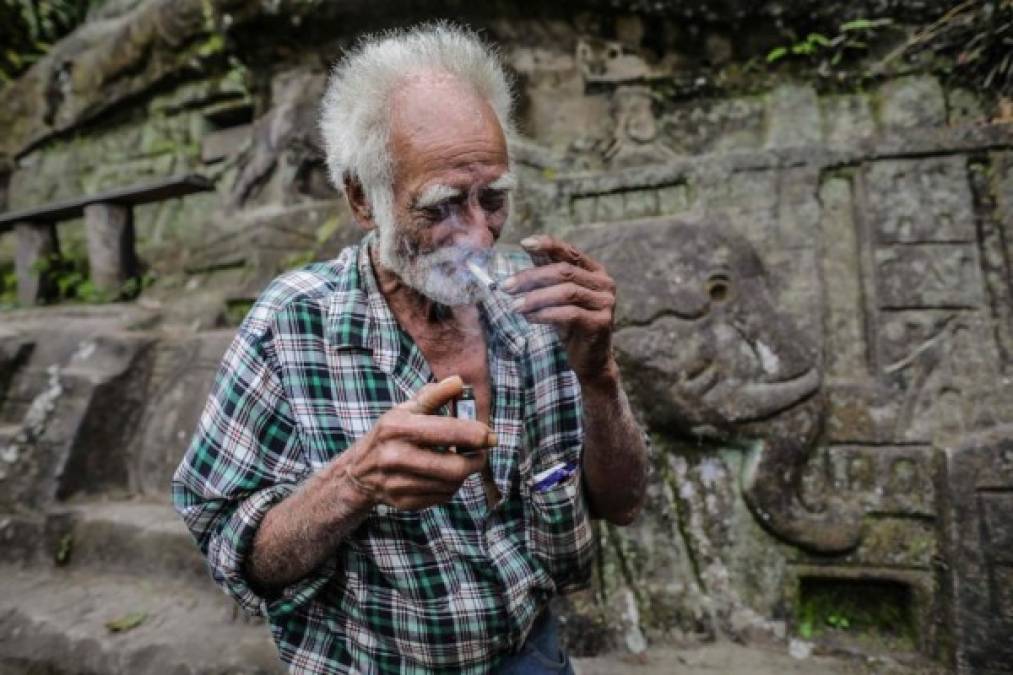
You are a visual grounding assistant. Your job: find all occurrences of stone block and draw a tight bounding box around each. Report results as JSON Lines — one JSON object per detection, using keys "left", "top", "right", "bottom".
{"left": 875, "top": 311, "right": 1010, "bottom": 443}
{"left": 787, "top": 564, "right": 939, "bottom": 657}
{"left": 656, "top": 183, "right": 691, "bottom": 215}
{"left": 622, "top": 189, "right": 658, "bottom": 219}
{"left": 865, "top": 157, "right": 976, "bottom": 244}
{"left": 827, "top": 444, "right": 937, "bottom": 517}
{"left": 942, "top": 425, "right": 1013, "bottom": 673}
{"left": 765, "top": 83, "right": 822, "bottom": 149}
{"left": 947, "top": 88, "right": 985, "bottom": 126}
{"left": 14, "top": 222, "right": 59, "bottom": 307}
{"left": 570, "top": 194, "right": 597, "bottom": 224}
{"left": 698, "top": 168, "right": 778, "bottom": 211}
{"left": 874, "top": 244, "right": 984, "bottom": 309}
{"left": 84, "top": 202, "right": 138, "bottom": 296}
{"left": 878, "top": 76, "right": 946, "bottom": 130}
{"left": 822, "top": 94, "right": 876, "bottom": 147}
{"left": 595, "top": 192, "right": 625, "bottom": 221}
{"left": 818, "top": 177, "right": 868, "bottom": 380}
{"left": 662, "top": 97, "right": 766, "bottom": 155}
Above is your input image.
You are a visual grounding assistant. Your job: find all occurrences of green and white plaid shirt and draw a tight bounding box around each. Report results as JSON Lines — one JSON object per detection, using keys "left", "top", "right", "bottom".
{"left": 171, "top": 233, "right": 595, "bottom": 673}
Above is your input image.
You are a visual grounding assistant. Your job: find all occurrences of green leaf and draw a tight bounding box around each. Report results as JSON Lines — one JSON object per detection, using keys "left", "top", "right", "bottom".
{"left": 766, "top": 46, "right": 788, "bottom": 63}
{"left": 105, "top": 612, "right": 147, "bottom": 633}
{"left": 799, "top": 621, "right": 813, "bottom": 639}
{"left": 841, "top": 18, "right": 893, "bottom": 32}
{"left": 808, "top": 33, "right": 832, "bottom": 47}
{"left": 55, "top": 533, "right": 72, "bottom": 565}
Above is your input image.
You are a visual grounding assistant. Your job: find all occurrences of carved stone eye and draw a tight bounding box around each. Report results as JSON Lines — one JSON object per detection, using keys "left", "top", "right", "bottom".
{"left": 707, "top": 273, "right": 731, "bottom": 302}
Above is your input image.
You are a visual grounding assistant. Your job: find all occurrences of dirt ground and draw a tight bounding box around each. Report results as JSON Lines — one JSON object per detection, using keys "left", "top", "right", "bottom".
{"left": 572, "top": 641, "right": 943, "bottom": 675}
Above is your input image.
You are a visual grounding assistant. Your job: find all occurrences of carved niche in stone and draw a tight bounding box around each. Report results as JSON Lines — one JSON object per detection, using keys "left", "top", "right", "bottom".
{"left": 570, "top": 215, "right": 863, "bottom": 553}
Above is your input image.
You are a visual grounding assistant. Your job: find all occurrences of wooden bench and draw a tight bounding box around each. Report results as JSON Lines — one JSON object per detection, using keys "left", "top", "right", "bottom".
{"left": 0, "top": 175, "right": 214, "bottom": 306}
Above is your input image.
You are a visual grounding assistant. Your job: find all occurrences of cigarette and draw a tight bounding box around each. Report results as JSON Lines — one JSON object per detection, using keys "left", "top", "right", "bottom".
{"left": 466, "top": 260, "right": 498, "bottom": 291}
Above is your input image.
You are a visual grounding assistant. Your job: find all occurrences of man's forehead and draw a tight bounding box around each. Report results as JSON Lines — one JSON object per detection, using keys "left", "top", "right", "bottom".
{"left": 389, "top": 73, "right": 509, "bottom": 195}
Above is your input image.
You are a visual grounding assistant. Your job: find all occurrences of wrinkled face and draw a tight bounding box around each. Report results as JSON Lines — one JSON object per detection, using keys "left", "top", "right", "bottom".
{"left": 375, "top": 72, "right": 513, "bottom": 305}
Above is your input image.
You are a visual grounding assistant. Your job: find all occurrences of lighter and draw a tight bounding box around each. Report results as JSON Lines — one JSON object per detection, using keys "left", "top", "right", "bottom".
{"left": 455, "top": 385, "right": 477, "bottom": 421}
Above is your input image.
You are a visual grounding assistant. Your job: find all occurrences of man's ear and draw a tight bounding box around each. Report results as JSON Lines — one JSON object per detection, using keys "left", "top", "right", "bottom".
{"left": 343, "top": 176, "right": 375, "bottom": 231}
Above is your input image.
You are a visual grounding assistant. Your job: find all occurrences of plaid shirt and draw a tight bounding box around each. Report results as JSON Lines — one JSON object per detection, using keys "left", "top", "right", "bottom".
{"left": 171, "top": 233, "right": 595, "bottom": 673}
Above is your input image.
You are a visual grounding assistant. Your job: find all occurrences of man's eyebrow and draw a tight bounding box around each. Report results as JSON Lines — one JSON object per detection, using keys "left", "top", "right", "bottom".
{"left": 487, "top": 172, "right": 517, "bottom": 192}
{"left": 414, "top": 184, "right": 462, "bottom": 209}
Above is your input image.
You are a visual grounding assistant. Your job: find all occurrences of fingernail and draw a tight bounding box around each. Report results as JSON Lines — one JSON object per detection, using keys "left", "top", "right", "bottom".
{"left": 501, "top": 276, "right": 516, "bottom": 291}
{"left": 520, "top": 236, "right": 539, "bottom": 249}
{"left": 511, "top": 297, "right": 524, "bottom": 311}
{"left": 486, "top": 432, "right": 498, "bottom": 447}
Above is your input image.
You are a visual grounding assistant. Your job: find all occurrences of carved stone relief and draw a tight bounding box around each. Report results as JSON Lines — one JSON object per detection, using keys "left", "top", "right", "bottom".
{"left": 943, "top": 426, "right": 1013, "bottom": 674}
{"left": 570, "top": 216, "right": 861, "bottom": 554}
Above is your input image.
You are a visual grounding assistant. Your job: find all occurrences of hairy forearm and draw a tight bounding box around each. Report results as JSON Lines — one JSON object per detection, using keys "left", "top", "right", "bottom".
{"left": 246, "top": 452, "right": 372, "bottom": 593}
{"left": 579, "top": 363, "right": 649, "bottom": 525}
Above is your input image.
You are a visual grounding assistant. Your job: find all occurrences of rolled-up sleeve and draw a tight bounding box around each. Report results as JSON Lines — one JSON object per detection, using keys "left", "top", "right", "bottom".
{"left": 171, "top": 326, "right": 335, "bottom": 618}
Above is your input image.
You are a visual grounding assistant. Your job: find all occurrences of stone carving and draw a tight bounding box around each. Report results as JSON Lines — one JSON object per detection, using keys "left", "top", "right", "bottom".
{"left": 603, "top": 86, "right": 677, "bottom": 167}
{"left": 576, "top": 39, "right": 658, "bottom": 86}
{"left": 228, "top": 69, "right": 328, "bottom": 209}
{"left": 943, "top": 425, "right": 1013, "bottom": 674}
{"left": 865, "top": 157, "right": 976, "bottom": 244}
{"left": 874, "top": 244, "right": 984, "bottom": 309}
{"left": 570, "top": 216, "right": 863, "bottom": 553}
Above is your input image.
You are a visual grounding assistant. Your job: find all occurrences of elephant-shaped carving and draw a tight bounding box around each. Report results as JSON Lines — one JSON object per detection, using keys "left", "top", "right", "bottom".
{"left": 571, "top": 215, "right": 863, "bottom": 553}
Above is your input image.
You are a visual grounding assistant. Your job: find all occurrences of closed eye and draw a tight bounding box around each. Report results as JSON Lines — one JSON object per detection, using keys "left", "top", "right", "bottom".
{"left": 479, "top": 189, "right": 508, "bottom": 213}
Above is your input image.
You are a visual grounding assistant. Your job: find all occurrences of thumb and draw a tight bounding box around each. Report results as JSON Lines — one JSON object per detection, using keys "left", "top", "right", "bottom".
{"left": 400, "top": 375, "right": 464, "bottom": 415}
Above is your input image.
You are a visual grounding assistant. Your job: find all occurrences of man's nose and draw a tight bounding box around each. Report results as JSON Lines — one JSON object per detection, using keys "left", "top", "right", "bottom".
{"left": 453, "top": 200, "right": 496, "bottom": 248}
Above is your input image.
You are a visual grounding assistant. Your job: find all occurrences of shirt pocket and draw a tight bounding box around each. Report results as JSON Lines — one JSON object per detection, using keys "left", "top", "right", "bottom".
{"left": 357, "top": 504, "right": 461, "bottom": 603}
{"left": 524, "top": 471, "right": 595, "bottom": 590}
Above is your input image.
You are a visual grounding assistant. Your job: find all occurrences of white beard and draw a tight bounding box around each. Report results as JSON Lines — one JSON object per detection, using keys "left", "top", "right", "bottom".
{"left": 375, "top": 214, "right": 487, "bottom": 307}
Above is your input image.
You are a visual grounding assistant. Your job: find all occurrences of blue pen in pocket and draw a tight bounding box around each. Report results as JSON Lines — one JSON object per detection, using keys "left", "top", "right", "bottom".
{"left": 532, "top": 460, "right": 578, "bottom": 493}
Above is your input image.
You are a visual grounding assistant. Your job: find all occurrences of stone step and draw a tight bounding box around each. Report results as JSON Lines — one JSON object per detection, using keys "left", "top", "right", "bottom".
{"left": 0, "top": 565, "right": 283, "bottom": 675}
{"left": 48, "top": 499, "right": 210, "bottom": 585}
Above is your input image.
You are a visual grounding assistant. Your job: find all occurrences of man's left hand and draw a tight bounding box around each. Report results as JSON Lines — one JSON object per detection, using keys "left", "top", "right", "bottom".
{"left": 502, "top": 234, "right": 618, "bottom": 386}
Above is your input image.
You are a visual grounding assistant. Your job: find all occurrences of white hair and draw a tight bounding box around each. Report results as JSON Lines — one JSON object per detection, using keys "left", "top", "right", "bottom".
{"left": 318, "top": 22, "right": 517, "bottom": 218}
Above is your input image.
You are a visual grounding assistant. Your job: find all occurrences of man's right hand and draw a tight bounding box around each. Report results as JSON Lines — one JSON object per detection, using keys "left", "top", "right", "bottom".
{"left": 342, "top": 375, "right": 494, "bottom": 511}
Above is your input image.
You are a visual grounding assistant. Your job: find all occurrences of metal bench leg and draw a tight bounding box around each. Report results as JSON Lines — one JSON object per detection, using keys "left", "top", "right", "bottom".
{"left": 84, "top": 202, "right": 138, "bottom": 297}
{"left": 14, "top": 221, "right": 59, "bottom": 306}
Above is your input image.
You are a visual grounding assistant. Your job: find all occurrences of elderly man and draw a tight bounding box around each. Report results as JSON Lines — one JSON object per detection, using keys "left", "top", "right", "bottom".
{"left": 172, "top": 23, "right": 648, "bottom": 674}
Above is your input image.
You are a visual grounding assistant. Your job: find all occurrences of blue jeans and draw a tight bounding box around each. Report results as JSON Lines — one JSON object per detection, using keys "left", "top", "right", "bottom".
{"left": 496, "top": 609, "right": 575, "bottom": 674}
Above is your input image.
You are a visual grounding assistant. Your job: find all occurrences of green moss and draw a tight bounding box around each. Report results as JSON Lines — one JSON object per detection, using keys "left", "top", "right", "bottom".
{"left": 0, "top": 259, "right": 17, "bottom": 309}
{"left": 796, "top": 577, "right": 916, "bottom": 650}
{"left": 223, "top": 298, "right": 255, "bottom": 326}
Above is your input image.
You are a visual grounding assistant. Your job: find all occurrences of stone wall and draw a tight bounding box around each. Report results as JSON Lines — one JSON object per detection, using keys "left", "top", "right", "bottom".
{"left": 1, "top": 2, "right": 1011, "bottom": 673}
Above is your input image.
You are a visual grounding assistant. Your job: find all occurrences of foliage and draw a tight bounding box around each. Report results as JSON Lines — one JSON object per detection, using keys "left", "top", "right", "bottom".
{"left": 54, "top": 533, "right": 72, "bottom": 565}
{"left": 0, "top": 0, "right": 98, "bottom": 83}
{"left": 796, "top": 579, "right": 915, "bottom": 648}
{"left": 876, "top": 0, "right": 1013, "bottom": 95}
{"left": 0, "top": 262, "right": 17, "bottom": 309}
{"left": 764, "top": 3, "right": 1013, "bottom": 96}
{"left": 104, "top": 611, "right": 146, "bottom": 633}
{"left": 31, "top": 253, "right": 155, "bottom": 305}
{"left": 766, "top": 17, "right": 896, "bottom": 72}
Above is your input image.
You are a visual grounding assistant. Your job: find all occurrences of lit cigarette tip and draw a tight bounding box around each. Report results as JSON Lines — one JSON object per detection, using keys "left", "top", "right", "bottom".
{"left": 466, "top": 260, "right": 498, "bottom": 291}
